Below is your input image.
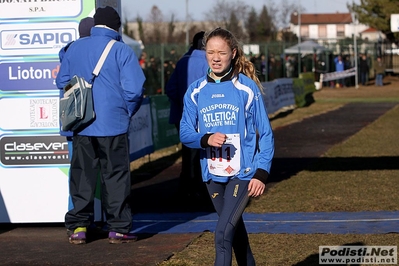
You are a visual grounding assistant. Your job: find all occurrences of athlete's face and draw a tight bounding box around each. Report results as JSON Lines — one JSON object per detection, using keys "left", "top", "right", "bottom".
{"left": 205, "top": 36, "right": 236, "bottom": 75}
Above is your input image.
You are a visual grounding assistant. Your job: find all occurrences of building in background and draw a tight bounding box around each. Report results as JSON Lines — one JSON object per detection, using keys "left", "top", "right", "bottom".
{"left": 289, "top": 12, "right": 369, "bottom": 42}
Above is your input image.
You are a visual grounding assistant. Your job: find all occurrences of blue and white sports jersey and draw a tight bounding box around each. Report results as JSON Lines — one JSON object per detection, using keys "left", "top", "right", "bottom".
{"left": 180, "top": 73, "right": 274, "bottom": 183}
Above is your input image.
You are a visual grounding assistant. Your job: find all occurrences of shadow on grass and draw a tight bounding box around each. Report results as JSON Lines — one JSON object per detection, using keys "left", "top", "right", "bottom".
{"left": 293, "top": 242, "right": 364, "bottom": 266}
{"left": 129, "top": 149, "right": 214, "bottom": 214}
{"left": 268, "top": 156, "right": 399, "bottom": 183}
{"left": 130, "top": 149, "right": 182, "bottom": 185}
{"left": 129, "top": 148, "right": 399, "bottom": 211}
{"left": 270, "top": 109, "right": 294, "bottom": 121}
{"left": 269, "top": 94, "right": 315, "bottom": 122}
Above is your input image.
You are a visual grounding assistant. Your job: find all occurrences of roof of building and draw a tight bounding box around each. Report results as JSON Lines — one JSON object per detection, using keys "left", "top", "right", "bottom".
{"left": 361, "top": 27, "right": 378, "bottom": 33}
{"left": 290, "top": 13, "right": 353, "bottom": 25}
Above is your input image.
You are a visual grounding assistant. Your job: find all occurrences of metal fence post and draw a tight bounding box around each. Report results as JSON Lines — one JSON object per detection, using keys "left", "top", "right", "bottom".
{"left": 161, "top": 43, "right": 165, "bottom": 94}
{"left": 298, "top": 47, "right": 301, "bottom": 77}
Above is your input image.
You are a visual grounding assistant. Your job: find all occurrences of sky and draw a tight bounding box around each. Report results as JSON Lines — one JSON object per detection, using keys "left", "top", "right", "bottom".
{"left": 121, "top": 0, "right": 360, "bottom": 21}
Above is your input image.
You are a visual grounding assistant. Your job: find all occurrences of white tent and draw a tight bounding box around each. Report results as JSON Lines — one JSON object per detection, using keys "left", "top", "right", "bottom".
{"left": 122, "top": 33, "right": 143, "bottom": 58}
{"left": 284, "top": 40, "right": 326, "bottom": 54}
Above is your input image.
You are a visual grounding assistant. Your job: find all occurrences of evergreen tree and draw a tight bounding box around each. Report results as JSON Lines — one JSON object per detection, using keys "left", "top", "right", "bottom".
{"left": 348, "top": 0, "right": 399, "bottom": 41}
{"left": 245, "top": 8, "right": 258, "bottom": 42}
{"left": 226, "top": 12, "right": 245, "bottom": 39}
{"left": 257, "top": 5, "right": 276, "bottom": 42}
{"left": 123, "top": 17, "right": 130, "bottom": 38}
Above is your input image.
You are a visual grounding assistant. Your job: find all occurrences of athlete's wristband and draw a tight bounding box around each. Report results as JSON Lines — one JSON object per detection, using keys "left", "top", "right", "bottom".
{"left": 200, "top": 133, "right": 213, "bottom": 148}
{"left": 252, "top": 168, "right": 269, "bottom": 184}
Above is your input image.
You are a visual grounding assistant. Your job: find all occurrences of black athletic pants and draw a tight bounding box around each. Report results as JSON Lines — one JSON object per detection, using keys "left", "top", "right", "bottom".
{"left": 207, "top": 179, "right": 255, "bottom": 266}
{"left": 65, "top": 134, "right": 132, "bottom": 234}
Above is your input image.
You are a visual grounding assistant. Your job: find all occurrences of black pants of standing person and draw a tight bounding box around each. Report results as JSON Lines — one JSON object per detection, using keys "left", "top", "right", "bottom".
{"left": 180, "top": 143, "right": 201, "bottom": 189}
{"left": 65, "top": 134, "right": 132, "bottom": 234}
{"left": 176, "top": 123, "right": 203, "bottom": 197}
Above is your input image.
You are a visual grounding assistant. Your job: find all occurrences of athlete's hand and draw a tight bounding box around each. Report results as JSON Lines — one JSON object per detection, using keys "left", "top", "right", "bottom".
{"left": 248, "top": 179, "right": 265, "bottom": 197}
{"left": 208, "top": 132, "right": 227, "bottom": 147}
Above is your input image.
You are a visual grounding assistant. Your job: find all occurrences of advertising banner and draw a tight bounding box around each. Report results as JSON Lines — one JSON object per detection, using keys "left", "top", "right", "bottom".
{"left": 261, "top": 79, "right": 296, "bottom": 115}
{"left": 128, "top": 97, "right": 154, "bottom": 161}
{"left": 0, "top": 61, "right": 60, "bottom": 91}
{"left": 150, "top": 95, "right": 180, "bottom": 151}
{"left": 0, "top": 0, "right": 96, "bottom": 223}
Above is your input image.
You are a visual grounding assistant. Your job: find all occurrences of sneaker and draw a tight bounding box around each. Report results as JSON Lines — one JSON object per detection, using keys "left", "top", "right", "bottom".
{"left": 108, "top": 231, "right": 138, "bottom": 244}
{"left": 69, "top": 227, "right": 87, "bottom": 244}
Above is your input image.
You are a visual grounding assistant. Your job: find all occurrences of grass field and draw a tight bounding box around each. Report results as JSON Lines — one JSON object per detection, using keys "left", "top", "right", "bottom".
{"left": 153, "top": 80, "right": 399, "bottom": 266}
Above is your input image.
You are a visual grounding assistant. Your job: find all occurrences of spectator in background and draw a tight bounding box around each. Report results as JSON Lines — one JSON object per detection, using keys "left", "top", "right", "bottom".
{"left": 374, "top": 56, "right": 385, "bottom": 86}
{"left": 359, "top": 54, "right": 369, "bottom": 86}
{"left": 144, "top": 56, "right": 161, "bottom": 95}
{"left": 163, "top": 59, "right": 174, "bottom": 85}
{"left": 59, "top": 17, "right": 94, "bottom": 62}
{"left": 268, "top": 55, "right": 276, "bottom": 81}
{"left": 285, "top": 55, "right": 294, "bottom": 78}
{"left": 260, "top": 53, "right": 267, "bottom": 81}
{"left": 56, "top": 6, "right": 145, "bottom": 245}
{"left": 168, "top": 48, "right": 178, "bottom": 65}
{"left": 344, "top": 55, "right": 353, "bottom": 87}
{"left": 252, "top": 54, "right": 262, "bottom": 81}
{"left": 139, "top": 51, "right": 147, "bottom": 69}
{"left": 165, "top": 31, "right": 209, "bottom": 199}
{"left": 334, "top": 55, "right": 345, "bottom": 87}
{"left": 58, "top": 16, "right": 94, "bottom": 211}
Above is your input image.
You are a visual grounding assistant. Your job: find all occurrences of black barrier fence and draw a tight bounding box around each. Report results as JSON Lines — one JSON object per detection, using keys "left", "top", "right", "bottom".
{"left": 139, "top": 39, "right": 397, "bottom": 96}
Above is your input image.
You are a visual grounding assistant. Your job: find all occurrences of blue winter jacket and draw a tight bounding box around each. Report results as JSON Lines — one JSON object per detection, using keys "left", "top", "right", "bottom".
{"left": 334, "top": 57, "right": 344, "bottom": 72}
{"left": 180, "top": 73, "right": 274, "bottom": 183}
{"left": 165, "top": 49, "right": 208, "bottom": 125}
{"left": 58, "top": 40, "right": 75, "bottom": 138}
{"left": 56, "top": 27, "right": 145, "bottom": 136}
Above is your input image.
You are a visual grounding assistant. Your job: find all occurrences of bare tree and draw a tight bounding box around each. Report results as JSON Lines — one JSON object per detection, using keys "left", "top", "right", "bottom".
{"left": 278, "top": 0, "right": 300, "bottom": 29}
{"left": 147, "top": 5, "right": 164, "bottom": 44}
{"left": 167, "top": 13, "right": 177, "bottom": 43}
{"left": 137, "top": 16, "right": 145, "bottom": 44}
{"left": 205, "top": 0, "right": 249, "bottom": 29}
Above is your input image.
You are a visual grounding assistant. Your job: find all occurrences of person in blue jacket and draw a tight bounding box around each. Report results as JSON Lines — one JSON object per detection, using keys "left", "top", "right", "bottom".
{"left": 165, "top": 31, "right": 209, "bottom": 198}
{"left": 58, "top": 16, "right": 94, "bottom": 211}
{"left": 180, "top": 27, "right": 274, "bottom": 266}
{"left": 334, "top": 55, "right": 345, "bottom": 87}
{"left": 56, "top": 6, "right": 145, "bottom": 245}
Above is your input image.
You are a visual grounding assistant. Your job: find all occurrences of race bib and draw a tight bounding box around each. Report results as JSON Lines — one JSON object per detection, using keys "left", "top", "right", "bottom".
{"left": 207, "top": 133, "right": 241, "bottom": 176}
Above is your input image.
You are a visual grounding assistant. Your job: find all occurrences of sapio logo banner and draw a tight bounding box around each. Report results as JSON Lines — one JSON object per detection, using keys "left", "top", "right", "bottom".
{"left": 0, "top": 0, "right": 81, "bottom": 19}
{"left": 0, "top": 61, "right": 59, "bottom": 91}
{"left": 0, "top": 22, "right": 78, "bottom": 56}
{"left": 0, "top": 135, "right": 69, "bottom": 167}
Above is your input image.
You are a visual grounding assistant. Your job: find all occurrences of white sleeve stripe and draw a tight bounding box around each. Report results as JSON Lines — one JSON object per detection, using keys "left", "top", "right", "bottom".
{"left": 190, "top": 79, "right": 208, "bottom": 105}
{"left": 233, "top": 77, "right": 255, "bottom": 138}
{"left": 233, "top": 77, "right": 254, "bottom": 112}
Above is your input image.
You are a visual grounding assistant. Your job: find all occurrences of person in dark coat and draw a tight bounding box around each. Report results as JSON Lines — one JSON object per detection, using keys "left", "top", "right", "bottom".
{"left": 165, "top": 31, "right": 209, "bottom": 199}
{"left": 359, "top": 54, "right": 369, "bottom": 86}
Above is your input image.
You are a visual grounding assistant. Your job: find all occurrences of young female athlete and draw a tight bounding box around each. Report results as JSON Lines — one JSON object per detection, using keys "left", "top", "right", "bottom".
{"left": 179, "top": 27, "right": 275, "bottom": 266}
